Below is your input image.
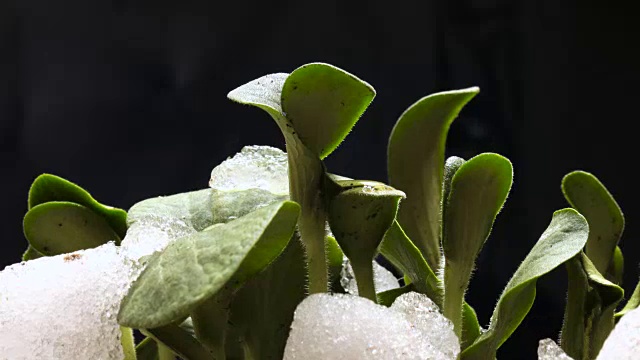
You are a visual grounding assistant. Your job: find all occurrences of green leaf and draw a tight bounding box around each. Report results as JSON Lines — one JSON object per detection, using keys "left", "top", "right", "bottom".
{"left": 327, "top": 180, "right": 405, "bottom": 301}
{"left": 388, "top": 88, "right": 479, "bottom": 271}
{"left": 562, "top": 171, "right": 625, "bottom": 276}
{"left": 560, "top": 253, "right": 624, "bottom": 360}
{"left": 118, "top": 201, "right": 300, "bottom": 329}
{"left": 128, "top": 188, "right": 286, "bottom": 231}
{"left": 461, "top": 208, "right": 589, "bottom": 359}
{"left": 227, "top": 72, "right": 290, "bottom": 130}
{"left": 443, "top": 156, "right": 482, "bottom": 350}
{"left": 228, "top": 237, "right": 307, "bottom": 359}
{"left": 442, "top": 153, "right": 513, "bottom": 337}
{"left": 127, "top": 189, "right": 214, "bottom": 231}
{"left": 28, "top": 174, "right": 127, "bottom": 238}
{"left": 617, "top": 278, "right": 640, "bottom": 318}
{"left": 379, "top": 221, "right": 442, "bottom": 306}
{"left": 23, "top": 201, "right": 120, "bottom": 256}
{"left": 281, "top": 63, "right": 375, "bottom": 159}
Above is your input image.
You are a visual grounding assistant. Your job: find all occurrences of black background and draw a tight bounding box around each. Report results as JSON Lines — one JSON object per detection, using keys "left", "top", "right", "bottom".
{"left": 1, "top": 1, "right": 638, "bottom": 358}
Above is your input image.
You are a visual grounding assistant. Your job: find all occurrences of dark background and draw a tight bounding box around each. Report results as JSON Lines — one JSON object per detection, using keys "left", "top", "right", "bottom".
{"left": 1, "top": 1, "right": 638, "bottom": 358}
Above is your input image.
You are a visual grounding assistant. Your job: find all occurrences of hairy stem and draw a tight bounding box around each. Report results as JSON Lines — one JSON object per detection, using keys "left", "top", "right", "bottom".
{"left": 443, "top": 261, "right": 472, "bottom": 339}
{"left": 287, "top": 140, "right": 328, "bottom": 293}
{"left": 352, "top": 258, "right": 377, "bottom": 303}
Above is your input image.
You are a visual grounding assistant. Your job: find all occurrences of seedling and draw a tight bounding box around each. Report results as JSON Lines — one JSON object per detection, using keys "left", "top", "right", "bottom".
{"left": 2, "top": 62, "right": 639, "bottom": 360}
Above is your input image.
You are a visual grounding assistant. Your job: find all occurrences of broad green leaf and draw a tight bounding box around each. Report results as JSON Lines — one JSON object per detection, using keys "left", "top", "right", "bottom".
{"left": 23, "top": 201, "right": 120, "bottom": 256}
{"left": 562, "top": 171, "right": 625, "bottom": 276}
{"left": 118, "top": 201, "right": 300, "bottom": 329}
{"left": 127, "top": 189, "right": 214, "bottom": 230}
{"left": 461, "top": 208, "right": 589, "bottom": 359}
{"left": 560, "top": 253, "right": 623, "bottom": 360}
{"left": 128, "top": 188, "right": 286, "bottom": 231}
{"left": 377, "top": 284, "right": 415, "bottom": 307}
{"left": 327, "top": 180, "right": 405, "bottom": 301}
{"left": 22, "top": 245, "right": 43, "bottom": 261}
{"left": 379, "top": 221, "right": 442, "bottom": 306}
{"left": 28, "top": 174, "right": 127, "bottom": 238}
{"left": 388, "top": 88, "right": 479, "bottom": 271}
{"left": 136, "top": 337, "right": 159, "bottom": 360}
{"left": 617, "top": 278, "right": 640, "bottom": 318}
{"left": 281, "top": 63, "right": 375, "bottom": 159}
{"left": 211, "top": 189, "right": 288, "bottom": 224}
{"left": 142, "top": 324, "right": 211, "bottom": 360}
{"left": 442, "top": 153, "right": 513, "bottom": 337}
{"left": 228, "top": 237, "right": 307, "bottom": 359}
{"left": 606, "top": 245, "right": 624, "bottom": 285}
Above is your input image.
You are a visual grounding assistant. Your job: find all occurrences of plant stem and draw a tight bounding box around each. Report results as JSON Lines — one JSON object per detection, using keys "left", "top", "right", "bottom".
{"left": 119, "top": 326, "right": 137, "bottom": 360}
{"left": 443, "top": 261, "right": 471, "bottom": 339}
{"left": 297, "top": 209, "right": 328, "bottom": 293}
{"left": 286, "top": 140, "right": 328, "bottom": 294}
{"left": 352, "top": 258, "right": 377, "bottom": 303}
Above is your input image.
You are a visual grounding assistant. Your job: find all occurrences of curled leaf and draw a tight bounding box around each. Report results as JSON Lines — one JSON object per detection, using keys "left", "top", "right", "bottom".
{"left": 560, "top": 253, "right": 623, "bottom": 359}
{"left": 442, "top": 153, "right": 513, "bottom": 338}
{"left": 227, "top": 73, "right": 290, "bottom": 132}
{"left": 562, "top": 171, "right": 625, "bottom": 277}
{"left": 388, "top": 88, "right": 479, "bottom": 271}
{"left": 461, "top": 209, "right": 589, "bottom": 359}
{"left": 28, "top": 173, "right": 127, "bottom": 238}
{"left": 327, "top": 180, "right": 405, "bottom": 301}
{"left": 24, "top": 201, "right": 120, "bottom": 256}
{"left": 281, "top": 63, "right": 375, "bottom": 159}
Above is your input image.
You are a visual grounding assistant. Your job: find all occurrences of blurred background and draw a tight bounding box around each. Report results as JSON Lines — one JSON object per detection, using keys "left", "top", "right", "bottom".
{"left": 1, "top": 0, "right": 638, "bottom": 358}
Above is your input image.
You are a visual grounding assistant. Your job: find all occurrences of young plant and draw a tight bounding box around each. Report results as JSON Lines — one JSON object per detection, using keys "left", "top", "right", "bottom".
{"left": 557, "top": 171, "right": 637, "bottom": 360}
{"left": 227, "top": 64, "right": 375, "bottom": 294}
{"left": 2, "top": 62, "right": 638, "bottom": 360}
